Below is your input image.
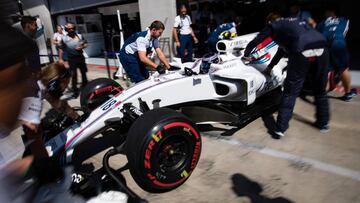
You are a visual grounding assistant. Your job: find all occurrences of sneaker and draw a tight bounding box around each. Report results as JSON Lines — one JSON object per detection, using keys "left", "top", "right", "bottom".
{"left": 271, "top": 130, "right": 285, "bottom": 139}
{"left": 341, "top": 89, "right": 357, "bottom": 102}
{"left": 314, "top": 122, "right": 329, "bottom": 133}
{"left": 319, "top": 124, "right": 329, "bottom": 133}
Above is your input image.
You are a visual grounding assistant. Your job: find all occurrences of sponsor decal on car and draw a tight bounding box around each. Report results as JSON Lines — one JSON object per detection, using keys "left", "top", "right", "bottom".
{"left": 100, "top": 98, "right": 117, "bottom": 111}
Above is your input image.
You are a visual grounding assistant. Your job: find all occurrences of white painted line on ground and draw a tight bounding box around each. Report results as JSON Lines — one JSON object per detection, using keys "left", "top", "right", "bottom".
{"left": 221, "top": 138, "right": 360, "bottom": 182}
{"left": 260, "top": 147, "right": 360, "bottom": 181}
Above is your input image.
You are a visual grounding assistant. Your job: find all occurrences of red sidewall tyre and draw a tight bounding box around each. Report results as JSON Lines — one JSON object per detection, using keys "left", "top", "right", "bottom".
{"left": 125, "top": 108, "right": 201, "bottom": 193}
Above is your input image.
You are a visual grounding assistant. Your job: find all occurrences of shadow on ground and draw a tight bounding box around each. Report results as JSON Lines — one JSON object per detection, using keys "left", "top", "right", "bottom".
{"left": 292, "top": 113, "right": 314, "bottom": 127}
{"left": 231, "top": 173, "right": 293, "bottom": 203}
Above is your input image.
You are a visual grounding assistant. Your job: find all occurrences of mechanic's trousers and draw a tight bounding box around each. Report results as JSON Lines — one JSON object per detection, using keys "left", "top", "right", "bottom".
{"left": 208, "top": 37, "right": 218, "bottom": 53}
{"left": 276, "top": 49, "right": 330, "bottom": 132}
{"left": 119, "top": 51, "right": 149, "bottom": 83}
{"left": 178, "top": 34, "right": 193, "bottom": 63}
{"left": 68, "top": 55, "right": 88, "bottom": 92}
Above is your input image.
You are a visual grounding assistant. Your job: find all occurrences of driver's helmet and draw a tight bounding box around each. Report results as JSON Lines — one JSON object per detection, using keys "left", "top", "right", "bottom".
{"left": 200, "top": 53, "right": 219, "bottom": 73}
{"left": 219, "top": 31, "right": 237, "bottom": 40}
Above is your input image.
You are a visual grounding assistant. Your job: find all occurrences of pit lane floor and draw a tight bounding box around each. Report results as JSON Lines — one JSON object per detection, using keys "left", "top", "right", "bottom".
{"left": 6, "top": 67, "right": 360, "bottom": 203}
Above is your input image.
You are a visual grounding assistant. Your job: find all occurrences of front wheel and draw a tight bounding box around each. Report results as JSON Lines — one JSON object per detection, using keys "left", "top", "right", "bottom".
{"left": 125, "top": 108, "right": 201, "bottom": 193}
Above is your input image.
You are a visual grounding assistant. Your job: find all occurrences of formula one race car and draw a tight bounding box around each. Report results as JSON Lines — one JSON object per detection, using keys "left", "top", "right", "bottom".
{"left": 44, "top": 33, "right": 287, "bottom": 200}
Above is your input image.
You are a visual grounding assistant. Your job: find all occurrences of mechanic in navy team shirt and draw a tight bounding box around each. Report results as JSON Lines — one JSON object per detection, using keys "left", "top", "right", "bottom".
{"left": 244, "top": 12, "right": 330, "bottom": 139}
{"left": 207, "top": 16, "right": 242, "bottom": 53}
{"left": 120, "top": 20, "right": 170, "bottom": 83}
{"left": 317, "top": 6, "right": 357, "bottom": 102}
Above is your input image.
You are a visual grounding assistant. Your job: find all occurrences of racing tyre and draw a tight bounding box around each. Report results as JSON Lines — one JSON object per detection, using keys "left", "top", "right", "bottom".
{"left": 80, "top": 78, "right": 122, "bottom": 114}
{"left": 125, "top": 108, "right": 201, "bottom": 193}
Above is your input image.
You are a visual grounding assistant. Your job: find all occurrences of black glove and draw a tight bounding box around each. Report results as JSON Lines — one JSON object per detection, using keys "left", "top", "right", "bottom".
{"left": 243, "top": 47, "right": 251, "bottom": 58}
{"left": 169, "top": 65, "right": 181, "bottom": 71}
{"left": 156, "top": 64, "right": 166, "bottom": 74}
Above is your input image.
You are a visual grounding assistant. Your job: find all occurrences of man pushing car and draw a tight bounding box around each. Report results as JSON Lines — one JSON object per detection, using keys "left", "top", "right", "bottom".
{"left": 119, "top": 20, "right": 170, "bottom": 83}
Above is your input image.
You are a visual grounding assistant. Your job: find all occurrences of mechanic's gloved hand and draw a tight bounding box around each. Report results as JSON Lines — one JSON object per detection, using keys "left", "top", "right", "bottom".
{"left": 169, "top": 65, "right": 181, "bottom": 71}
{"left": 156, "top": 64, "right": 166, "bottom": 74}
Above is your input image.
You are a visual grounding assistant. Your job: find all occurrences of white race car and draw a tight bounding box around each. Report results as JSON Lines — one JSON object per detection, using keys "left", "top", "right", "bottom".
{"left": 44, "top": 33, "right": 287, "bottom": 197}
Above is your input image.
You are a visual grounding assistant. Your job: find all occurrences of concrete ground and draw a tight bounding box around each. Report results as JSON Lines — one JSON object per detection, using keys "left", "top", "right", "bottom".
{"left": 3, "top": 64, "right": 360, "bottom": 203}
{"left": 91, "top": 94, "right": 360, "bottom": 203}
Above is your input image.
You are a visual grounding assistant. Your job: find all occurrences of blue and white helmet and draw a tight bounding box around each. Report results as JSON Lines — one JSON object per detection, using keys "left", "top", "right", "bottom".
{"left": 200, "top": 53, "right": 219, "bottom": 73}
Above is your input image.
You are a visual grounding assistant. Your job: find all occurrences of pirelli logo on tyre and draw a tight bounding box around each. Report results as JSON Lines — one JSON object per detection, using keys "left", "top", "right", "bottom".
{"left": 143, "top": 121, "right": 201, "bottom": 188}
{"left": 191, "top": 141, "right": 201, "bottom": 170}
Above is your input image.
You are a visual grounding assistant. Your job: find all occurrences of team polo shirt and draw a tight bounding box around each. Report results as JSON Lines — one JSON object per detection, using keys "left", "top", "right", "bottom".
{"left": 18, "top": 80, "right": 46, "bottom": 124}
{"left": 123, "top": 30, "right": 160, "bottom": 55}
{"left": 174, "top": 15, "right": 192, "bottom": 35}
{"left": 317, "top": 16, "right": 349, "bottom": 41}
{"left": 53, "top": 32, "right": 65, "bottom": 43}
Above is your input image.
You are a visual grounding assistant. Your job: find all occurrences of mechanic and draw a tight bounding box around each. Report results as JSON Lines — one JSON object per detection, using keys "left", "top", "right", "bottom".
{"left": 19, "top": 15, "right": 52, "bottom": 158}
{"left": 317, "top": 6, "right": 357, "bottom": 102}
{"left": 173, "top": 4, "right": 198, "bottom": 63}
{"left": 289, "top": 3, "right": 317, "bottom": 28}
{"left": 58, "top": 22, "right": 88, "bottom": 98}
{"left": 0, "top": 11, "right": 83, "bottom": 202}
{"left": 18, "top": 63, "right": 80, "bottom": 158}
{"left": 119, "top": 20, "right": 170, "bottom": 83}
{"left": 244, "top": 12, "right": 330, "bottom": 138}
{"left": 207, "top": 16, "right": 242, "bottom": 53}
{"left": 20, "top": 16, "right": 41, "bottom": 76}
{"left": 53, "top": 25, "right": 68, "bottom": 62}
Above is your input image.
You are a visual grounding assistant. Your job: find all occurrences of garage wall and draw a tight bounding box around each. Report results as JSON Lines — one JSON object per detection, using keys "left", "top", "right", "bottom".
{"left": 49, "top": 0, "right": 126, "bottom": 14}
{"left": 138, "top": 0, "right": 176, "bottom": 40}
{"left": 138, "top": 0, "right": 176, "bottom": 58}
{"left": 97, "top": 2, "right": 139, "bottom": 15}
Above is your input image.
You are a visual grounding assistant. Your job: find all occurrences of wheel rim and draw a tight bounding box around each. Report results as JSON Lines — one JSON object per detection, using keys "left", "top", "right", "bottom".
{"left": 157, "top": 135, "right": 190, "bottom": 173}
{"left": 127, "top": 117, "right": 202, "bottom": 192}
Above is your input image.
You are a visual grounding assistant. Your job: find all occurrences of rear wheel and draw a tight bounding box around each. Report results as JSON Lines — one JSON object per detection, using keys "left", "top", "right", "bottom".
{"left": 80, "top": 78, "right": 122, "bottom": 114}
{"left": 125, "top": 108, "right": 201, "bottom": 193}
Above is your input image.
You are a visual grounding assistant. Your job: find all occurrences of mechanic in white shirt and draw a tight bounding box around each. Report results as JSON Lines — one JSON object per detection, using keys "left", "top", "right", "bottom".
{"left": 53, "top": 25, "right": 66, "bottom": 46}
{"left": 119, "top": 20, "right": 170, "bottom": 83}
{"left": 0, "top": 18, "right": 79, "bottom": 202}
{"left": 173, "top": 4, "right": 198, "bottom": 62}
{"left": 52, "top": 25, "right": 67, "bottom": 61}
{"left": 18, "top": 63, "right": 80, "bottom": 158}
